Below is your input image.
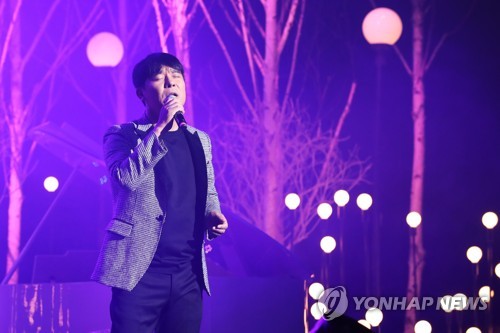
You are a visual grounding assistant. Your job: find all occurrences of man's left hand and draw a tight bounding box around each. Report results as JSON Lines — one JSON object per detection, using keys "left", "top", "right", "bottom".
{"left": 206, "top": 211, "right": 228, "bottom": 239}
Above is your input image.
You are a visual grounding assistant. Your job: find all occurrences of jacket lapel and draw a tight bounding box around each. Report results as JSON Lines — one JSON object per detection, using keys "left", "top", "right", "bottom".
{"left": 182, "top": 128, "right": 208, "bottom": 220}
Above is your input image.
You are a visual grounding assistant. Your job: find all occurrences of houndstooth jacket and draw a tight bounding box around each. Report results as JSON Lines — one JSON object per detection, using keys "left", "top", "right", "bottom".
{"left": 91, "top": 116, "right": 220, "bottom": 294}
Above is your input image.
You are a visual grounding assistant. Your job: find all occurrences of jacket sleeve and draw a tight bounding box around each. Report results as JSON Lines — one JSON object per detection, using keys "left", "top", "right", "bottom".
{"left": 204, "top": 134, "right": 221, "bottom": 215}
{"left": 103, "top": 124, "right": 168, "bottom": 191}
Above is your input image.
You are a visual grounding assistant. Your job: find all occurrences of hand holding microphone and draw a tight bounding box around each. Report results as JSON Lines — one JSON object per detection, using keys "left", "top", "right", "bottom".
{"left": 153, "top": 94, "right": 186, "bottom": 136}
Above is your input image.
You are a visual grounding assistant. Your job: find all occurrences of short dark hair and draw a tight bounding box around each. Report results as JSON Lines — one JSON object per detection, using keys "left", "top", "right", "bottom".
{"left": 132, "top": 53, "right": 185, "bottom": 88}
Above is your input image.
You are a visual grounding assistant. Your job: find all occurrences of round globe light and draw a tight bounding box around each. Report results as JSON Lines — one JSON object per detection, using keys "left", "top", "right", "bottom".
{"left": 466, "top": 246, "right": 483, "bottom": 264}
{"left": 308, "top": 282, "right": 325, "bottom": 300}
{"left": 465, "top": 328, "right": 481, "bottom": 333}
{"left": 358, "top": 319, "right": 371, "bottom": 329}
{"left": 478, "top": 286, "right": 491, "bottom": 303}
{"left": 496, "top": 263, "right": 500, "bottom": 278}
{"left": 320, "top": 236, "right": 337, "bottom": 254}
{"left": 87, "top": 32, "right": 124, "bottom": 67}
{"left": 310, "top": 301, "right": 327, "bottom": 320}
{"left": 43, "top": 176, "right": 59, "bottom": 192}
{"left": 440, "top": 295, "right": 454, "bottom": 313}
{"left": 285, "top": 193, "right": 301, "bottom": 210}
{"left": 414, "top": 320, "right": 432, "bottom": 333}
{"left": 333, "top": 190, "right": 350, "bottom": 207}
{"left": 482, "top": 212, "right": 498, "bottom": 229}
{"left": 365, "top": 307, "right": 383, "bottom": 327}
{"left": 317, "top": 203, "right": 333, "bottom": 220}
{"left": 406, "top": 211, "right": 422, "bottom": 228}
{"left": 362, "top": 7, "right": 403, "bottom": 45}
{"left": 452, "top": 293, "right": 467, "bottom": 311}
{"left": 356, "top": 193, "right": 373, "bottom": 211}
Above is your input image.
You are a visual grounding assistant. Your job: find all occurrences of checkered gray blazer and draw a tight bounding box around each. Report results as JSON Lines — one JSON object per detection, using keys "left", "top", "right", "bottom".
{"left": 91, "top": 116, "right": 220, "bottom": 294}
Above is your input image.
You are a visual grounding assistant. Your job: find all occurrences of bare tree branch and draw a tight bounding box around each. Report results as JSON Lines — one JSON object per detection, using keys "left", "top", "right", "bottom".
{"left": 278, "top": 0, "right": 298, "bottom": 54}
{"left": 152, "top": 0, "right": 169, "bottom": 52}
{"left": 237, "top": 0, "right": 259, "bottom": 100}
{"left": 20, "top": 0, "right": 62, "bottom": 71}
{"left": 424, "top": 0, "right": 477, "bottom": 71}
{"left": 393, "top": 45, "right": 412, "bottom": 76}
{"left": 282, "top": 0, "right": 304, "bottom": 111}
{"left": 243, "top": 0, "right": 264, "bottom": 38}
{"left": 24, "top": 1, "right": 104, "bottom": 114}
{"left": 0, "top": 0, "right": 22, "bottom": 74}
{"left": 197, "top": 0, "right": 254, "bottom": 112}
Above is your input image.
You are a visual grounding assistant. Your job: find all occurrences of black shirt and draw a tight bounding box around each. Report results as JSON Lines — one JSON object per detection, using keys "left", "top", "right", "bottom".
{"left": 149, "top": 129, "right": 202, "bottom": 274}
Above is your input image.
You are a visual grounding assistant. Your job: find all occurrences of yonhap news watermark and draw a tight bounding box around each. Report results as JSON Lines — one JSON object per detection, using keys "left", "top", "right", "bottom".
{"left": 314, "top": 286, "right": 489, "bottom": 320}
{"left": 351, "top": 295, "right": 488, "bottom": 311}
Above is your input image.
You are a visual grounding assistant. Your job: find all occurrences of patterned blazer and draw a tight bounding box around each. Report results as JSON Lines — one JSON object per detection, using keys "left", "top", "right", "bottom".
{"left": 91, "top": 116, "right": 220, "bottom": 294}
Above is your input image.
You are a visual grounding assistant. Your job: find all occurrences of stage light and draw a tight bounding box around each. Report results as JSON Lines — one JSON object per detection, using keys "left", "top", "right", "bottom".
{"left": 466, "top": 246, "right": 483, "bottom": 264}
{"left": 478, "top": 286, "right": 492, "bottom": 303}
{"left": 440, "top": 295, "right": 453, "bottom": 313}
{"left": 466, "top": 328, "right": 481, "bottom": 333}
{"left": 320, "top": 236, "right": 336, "bottom": 254}
{"left": 365, "top": 307, "right": 383, "bottom": 327}
{"left": 481, "top": 212, "right": 498, "bottom": 229}
{"left": 414, "top": 320, "right": 432, "bottom": 333}
{"left": 87, "top": 32, "right": 124, "bottom": 67}
{"left": 496, "top": 263, "right": 500, "bottom": 278}
{"left": 308, "top": 282, "right": 325, "bottom": 300}
{"left": 317, "top": 203, "right": 333, "bottom": 220}
{"left": 358, "top": 319, "right": 371, "bottom": 329}
{"left": 362, "top": 7, "right": 403, "bottom": 45}
{"left": 406, "top": 211, "right": 422, "bottom": 228}
{"left": 285, "top": 193, "right": 301, "bottom": 210}
{"left": 310, "top": 301, "right": 327, "bottom": 320}
{"left": 43, "top": 176, "right": 59, "bottom": 192}
{"left": 452, "top": 293, "right": 467, "bottom": 311}
{"left": 333, "top": 190, "right": 350, "bottom": 207}
{"left": 356, "top": 193, "right": 373, "bottom": 211}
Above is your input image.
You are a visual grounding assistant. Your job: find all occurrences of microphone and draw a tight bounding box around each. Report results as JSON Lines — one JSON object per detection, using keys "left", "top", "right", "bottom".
{"left": 166, "top": 94, "right": 187, "bottom": 128}
{"left": 174, "top": 111, "right": 187, "bottom": 128}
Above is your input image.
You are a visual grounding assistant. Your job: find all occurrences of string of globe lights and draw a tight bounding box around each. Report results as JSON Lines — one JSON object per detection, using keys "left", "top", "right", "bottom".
{"left": 285, "top": 189, "right": 377, "bottom": 329}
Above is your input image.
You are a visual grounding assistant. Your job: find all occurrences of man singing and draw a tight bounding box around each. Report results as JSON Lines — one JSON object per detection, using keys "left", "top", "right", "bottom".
{"left": 92, "top": 52, "right": 228, "bottom": 332}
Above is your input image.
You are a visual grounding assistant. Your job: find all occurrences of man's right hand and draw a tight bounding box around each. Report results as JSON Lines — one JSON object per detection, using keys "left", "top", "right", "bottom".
{"left": 153, "top": 96, "right": 184, "bottom": 136}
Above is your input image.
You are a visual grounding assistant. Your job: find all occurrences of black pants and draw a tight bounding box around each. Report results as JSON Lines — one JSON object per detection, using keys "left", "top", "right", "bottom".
{"left": 110, "top": 266, "right": 203, "bottom": 333}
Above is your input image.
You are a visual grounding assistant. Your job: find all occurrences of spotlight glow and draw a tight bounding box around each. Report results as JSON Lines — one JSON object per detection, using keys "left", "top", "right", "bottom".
{"left": 362, "top": 7, "right": 403, "bottom": 45}
{"left": 482, "top": 212, "right": 498, "bottom": 229}
{"left": 478, "top": 286, "right": 492, "bottom": 303}
{"left": 406, "top": 211, "right": 422, "bottom": 228}
{"left": 414, "top": 320, "right": 432, "bottom": 333}
{"left": 365, "top": 307, "right": 383, "bottom": 327}
{"left": 87, "top": 32, "right": 124, "bottom": 67}
{"left": 496, "top": 263, "right": 500, "bottom": 278}
{"left": 317, "top": 203, "right": 333, "bottom": 220}
{"left": 356, "top": 193, "right": 373, "bottom": 211}
{"left": 466, "top": 328, "right": 481, "bottom": 333}
{"left": 284, "top": 193, "right": 301, "bottom": 210}
{"left": 333, "top": 190, "right": 350, "bottom": 207}
{"left": 310, "top": 301, "right": 327, "bottom": 320}
{"left": 358, "top": 319, "right": 371, "bottom": 329}
{"left": 308, "top": 282, "right": 325, "bottom": 300}
{"left": 466, "top": 246, "right": 483, "bottom": 264}
{"left": 452, "top": 293, "right": 467, "bottom": 311}
{"left": 440, "top": 295, "right": 454, "bottom": 313}
{"left": 320, "top": 236, "right": 337, "bottom": 254}
{"left": 43, "top": 176, "right": 59, "bottom": 192}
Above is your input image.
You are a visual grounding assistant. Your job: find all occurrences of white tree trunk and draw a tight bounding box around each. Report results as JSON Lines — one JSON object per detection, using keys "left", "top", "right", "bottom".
{"left": 6, "top": 8, "right": 24, "bottom": 284}
{"left": 405, "top": 0, "right": 426, "bottom": 330}
{"left": 166, "top": 0, "right": 195, "bottom": 125}
{"left": 115, "top": 0, "right": 128, "bottom": 124}
{"left": 262, "top": 0, "right": 283, "bottom": 243}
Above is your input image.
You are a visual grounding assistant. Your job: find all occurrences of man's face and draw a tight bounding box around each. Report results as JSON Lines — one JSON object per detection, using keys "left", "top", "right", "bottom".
{"left": 137, "top": 65, "right": 186, "bottom": 118}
